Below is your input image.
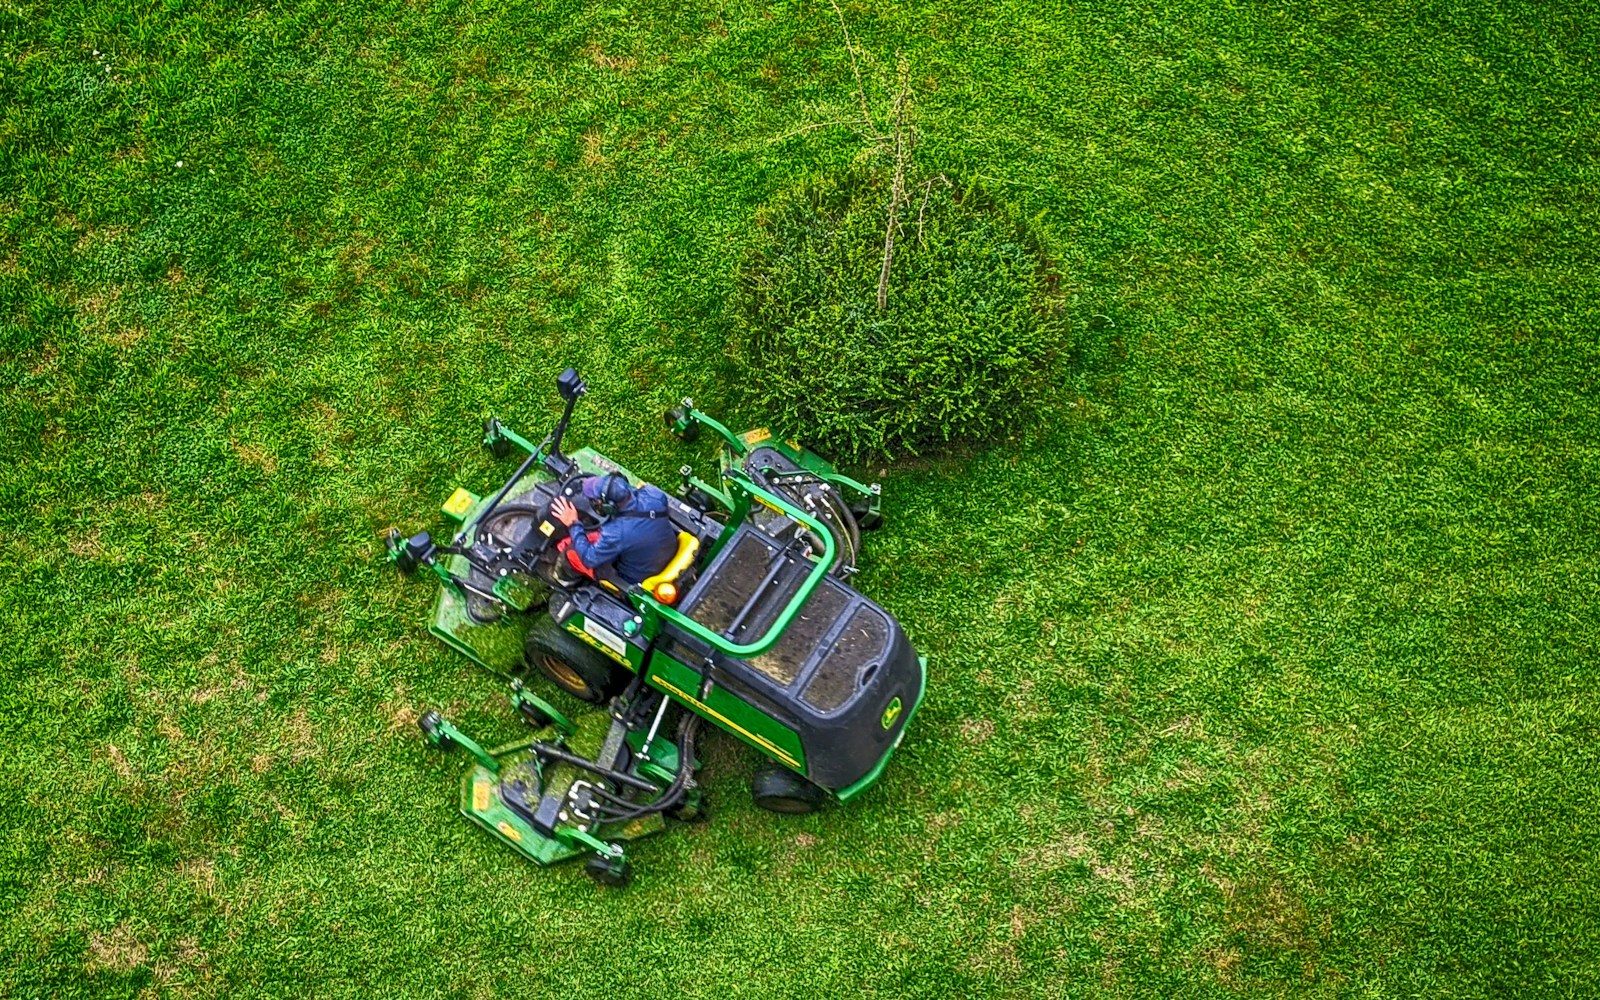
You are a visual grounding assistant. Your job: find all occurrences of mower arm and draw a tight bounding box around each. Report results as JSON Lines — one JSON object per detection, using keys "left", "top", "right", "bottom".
{"left": 482, "top": 419, "right": 542, "bottom": 457}
{"left": 665, "top": 399, "right": 748, "bottom": 456}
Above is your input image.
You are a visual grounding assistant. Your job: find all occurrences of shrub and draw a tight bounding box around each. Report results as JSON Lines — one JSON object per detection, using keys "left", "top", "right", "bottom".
{"left": 732, "top": 169, "right": 1068, "bottom": 460}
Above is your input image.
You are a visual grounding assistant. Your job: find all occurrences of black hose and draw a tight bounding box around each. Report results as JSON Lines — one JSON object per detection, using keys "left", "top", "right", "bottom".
{"left": 589, "top": 715, "right": 700, "bottom": 823}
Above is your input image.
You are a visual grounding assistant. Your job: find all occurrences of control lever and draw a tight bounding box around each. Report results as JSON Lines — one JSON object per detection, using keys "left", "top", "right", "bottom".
{"left": 698, "top": 656, "right": 717, "bottom": 701}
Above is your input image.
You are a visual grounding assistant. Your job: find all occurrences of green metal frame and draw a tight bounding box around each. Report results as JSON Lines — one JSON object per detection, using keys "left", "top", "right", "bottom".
{"left": 675, "top": 402, "right": 884, "bottom": 527}
{"left": 627, "top": 467, "right": 836, "bottom": 659}
{"left": 667, "top": 399, "right": 748, "bottom": 456}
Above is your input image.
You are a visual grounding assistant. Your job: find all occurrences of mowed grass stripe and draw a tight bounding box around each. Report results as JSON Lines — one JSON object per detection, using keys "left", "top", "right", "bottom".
{"left": 1, "top": 0, "right": 1597, "bottom": 996}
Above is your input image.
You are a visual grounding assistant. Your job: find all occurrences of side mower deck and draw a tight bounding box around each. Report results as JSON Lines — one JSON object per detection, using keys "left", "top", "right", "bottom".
{"left": 427, "top": 688, "right": 701, "bottom": 885}
{"left": 458, "top": 710, "right": 681, "bottom": 869}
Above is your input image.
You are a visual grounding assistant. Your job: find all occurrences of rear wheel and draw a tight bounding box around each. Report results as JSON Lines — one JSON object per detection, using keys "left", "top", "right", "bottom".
{"left": 751, "top": 765, "right": 828, "bottom": 814}
{"left": 524, "top": 617, "right": 628, "bottom": 704}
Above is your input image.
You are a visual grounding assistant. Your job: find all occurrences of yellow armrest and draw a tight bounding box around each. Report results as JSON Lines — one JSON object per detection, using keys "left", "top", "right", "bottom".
{"left": 641, "top": 532, "right": 700, "bottom": 592}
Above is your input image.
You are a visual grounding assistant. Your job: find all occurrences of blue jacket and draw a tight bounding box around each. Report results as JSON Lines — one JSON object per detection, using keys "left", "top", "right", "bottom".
{"left": 566, "top": 484, "right": 679, "bottom": 584}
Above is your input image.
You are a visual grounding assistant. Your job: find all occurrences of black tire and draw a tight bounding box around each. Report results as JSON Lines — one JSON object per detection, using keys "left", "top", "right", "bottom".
{"left": 682, "top": 484, "right": 718, "bottom": 513}
{"left": 585, "top": 854, "right": 632, "bottom": 887}
{"left": 386, "top": 529, "right": 417, "bottom": 575}
{"left": 664, "top": 406, "right": 700, "bottom": 442}
{"left": 517, "top": 702, "right": 553, "bottom": 729}
{"left": 418, "top": 711, "right": 456, "bottom": 751}
{"left": 524, "top": 616, "right": 628, "bottom": 704}
{"left": 815, "top": 489, "right": 861, "bottom": 575}
{"left": 666, "top": 789, "right": 707, "bottom": 823}
{"left": 751, "top": 765, "right": 828, "bottom": 814}
{"left": 771, "top": 486, "right": 859, "bottom": 576}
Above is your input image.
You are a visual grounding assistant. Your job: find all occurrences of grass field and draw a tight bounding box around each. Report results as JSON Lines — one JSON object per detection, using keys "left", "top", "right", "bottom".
{"left": 4, "top": 1, "right": 1599, "bottom": 996}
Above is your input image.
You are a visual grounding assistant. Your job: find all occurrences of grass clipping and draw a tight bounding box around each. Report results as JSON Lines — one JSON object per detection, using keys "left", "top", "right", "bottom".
{"left": 732, "top": 169, "right": 1068, "bottom": 460}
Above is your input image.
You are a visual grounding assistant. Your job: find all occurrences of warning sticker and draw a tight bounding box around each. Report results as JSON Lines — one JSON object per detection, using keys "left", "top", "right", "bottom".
{"left": 583, "top": 618, "right": 627, "bottom": 657}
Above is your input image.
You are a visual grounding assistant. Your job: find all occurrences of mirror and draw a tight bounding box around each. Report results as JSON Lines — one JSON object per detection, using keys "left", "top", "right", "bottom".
{"left": 557, "top": 367, "right": 586, "bottom": 401}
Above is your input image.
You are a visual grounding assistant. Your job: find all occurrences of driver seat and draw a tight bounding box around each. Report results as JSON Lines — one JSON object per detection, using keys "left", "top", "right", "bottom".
{"left": 639, "top": 532, "right": 700, "bottom": 603}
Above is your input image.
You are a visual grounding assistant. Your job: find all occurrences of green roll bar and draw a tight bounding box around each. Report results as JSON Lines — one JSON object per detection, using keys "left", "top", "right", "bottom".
{"left": 628, "top": 468, "right": 835, "bottom": 659}
{"left": 484, "top": 412, "right": 836, "bottom": 659}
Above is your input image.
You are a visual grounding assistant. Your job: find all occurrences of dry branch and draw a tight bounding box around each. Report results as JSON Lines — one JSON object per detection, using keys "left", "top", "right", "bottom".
{"left": 876, "top": 56, "right": 912, "bottom": 311}
{"left": 830, "top": 0, "right": 880, "bottom": 138}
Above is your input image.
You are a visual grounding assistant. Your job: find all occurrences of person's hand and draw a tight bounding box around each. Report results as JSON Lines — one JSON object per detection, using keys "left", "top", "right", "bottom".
{"left": 551, "top": 495, "right": 579, "bottom": 527}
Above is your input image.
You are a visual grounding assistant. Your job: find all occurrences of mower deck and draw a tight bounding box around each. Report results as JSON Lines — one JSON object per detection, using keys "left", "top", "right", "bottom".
{"left": 457, "top": 708, "right": 675, "bottom": 867}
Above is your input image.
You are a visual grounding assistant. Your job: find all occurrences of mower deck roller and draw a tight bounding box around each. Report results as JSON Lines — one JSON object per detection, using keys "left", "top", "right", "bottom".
{"left": 389, "top": 370, "right": 926, "bottom": 885}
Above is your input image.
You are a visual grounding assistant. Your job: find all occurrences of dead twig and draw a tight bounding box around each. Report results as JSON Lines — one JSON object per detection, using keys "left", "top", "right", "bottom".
{"left": 767, "top": 118, "right": 882, "bottom": 145}
{"left": 830, "top": 0, "right": 880, "bottom": 137}
{"left": 914, "top": 179, "right": 933, "bottom": 248}
{"left": 876, "top": 55, "right": 912, "bottom": 311}
{"left": 915, "top": 173, "right": 952, "bottom": 247}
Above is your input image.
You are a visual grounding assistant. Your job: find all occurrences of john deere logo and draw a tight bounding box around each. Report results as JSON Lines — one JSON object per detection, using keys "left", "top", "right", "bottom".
{"left": 880, "top": 697, "right": 902, "bottom": 729}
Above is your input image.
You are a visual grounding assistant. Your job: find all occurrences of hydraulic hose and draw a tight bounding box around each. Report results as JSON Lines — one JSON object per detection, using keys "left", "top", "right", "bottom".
{"left": 589, "top": 715, "right": 700, "bottom": 823}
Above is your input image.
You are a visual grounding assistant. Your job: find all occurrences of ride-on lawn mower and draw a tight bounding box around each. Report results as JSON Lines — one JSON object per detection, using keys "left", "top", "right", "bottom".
{"left": 386, "top": 369, "right": 927, "bottom": 886}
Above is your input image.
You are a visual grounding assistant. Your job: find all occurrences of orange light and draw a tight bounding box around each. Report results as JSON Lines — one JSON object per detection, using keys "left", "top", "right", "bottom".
{"left": 655, "top": 582, "right": 678, "bottom": 605}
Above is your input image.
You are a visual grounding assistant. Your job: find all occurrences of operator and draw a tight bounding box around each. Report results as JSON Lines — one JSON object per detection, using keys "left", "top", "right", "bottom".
{"left": 549, "top": 473, "right": 678, "bottom": 585}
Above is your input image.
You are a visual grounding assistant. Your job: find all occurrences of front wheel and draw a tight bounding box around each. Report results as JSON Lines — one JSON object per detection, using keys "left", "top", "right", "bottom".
{"left": 663, "top": 406, "right": 700, "bottom": 442}
{"left": 418, "top": 711, "right": 456, "bottom": 751}
{"left": 667, "top": 789, "right": 707, "bottom": 823}
{"left": 585, "top": 854, "right": 632, "bottom": 887}
{"left": 386, "top": 529, "right": 417, "bottom": 575}
{"left": 483, "top": 417, "right": 511, "bottom": 459}
{"left": 524, "top": 617, "right": 628, "bottom": 704}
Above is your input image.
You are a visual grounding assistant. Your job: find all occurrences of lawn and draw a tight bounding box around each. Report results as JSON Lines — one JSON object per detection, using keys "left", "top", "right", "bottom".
{"left": 3, "top": 0, "right": 1598, "bottom": 996}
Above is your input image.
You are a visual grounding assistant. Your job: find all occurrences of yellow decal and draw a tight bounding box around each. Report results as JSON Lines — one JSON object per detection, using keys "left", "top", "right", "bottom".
{"left": 881, "top": 697, "right": 903, "bottom": 730}
{"left": 496, "top": 820, "right": 523, "bottom": 843}
{"left": 752, "top": 494, "right": 788, "bottom": 516}
{"left": 442, "top": 487, "right": 477, "bottom": 520}
{"left": 741, "top": 427, "right": 772, "bottom": 445}
{"left": 563, "top": 621, "right": 633, "bottom": 667}
{"left": 650, "top": 676, "right": 800, "bottom": 769}
{"left": 473, "top": 778, "right": 491, "bottom": 812}
{"left": 539, "top": 520, "right": 555, "bottom": 536}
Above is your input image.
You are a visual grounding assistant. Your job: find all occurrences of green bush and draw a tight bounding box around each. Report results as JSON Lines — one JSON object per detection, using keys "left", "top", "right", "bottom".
{"left": 732, "top": 170, "right": 1068, "bottom": 460}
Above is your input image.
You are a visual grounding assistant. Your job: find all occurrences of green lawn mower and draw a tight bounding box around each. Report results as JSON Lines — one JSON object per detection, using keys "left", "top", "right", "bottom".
{"left": 386, "top": 368, "right": 927, "bottom": 886}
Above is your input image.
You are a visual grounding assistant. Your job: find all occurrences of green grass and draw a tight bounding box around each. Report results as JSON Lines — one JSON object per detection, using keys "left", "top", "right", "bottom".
{"left": 3, "top": 0, "right": 1597, "bottom": 996}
